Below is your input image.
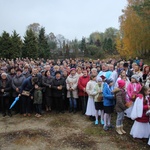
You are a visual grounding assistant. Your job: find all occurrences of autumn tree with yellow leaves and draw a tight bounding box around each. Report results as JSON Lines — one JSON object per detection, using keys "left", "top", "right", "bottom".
{"left": 116, "top": 0, "right": 150, "bottom": 59}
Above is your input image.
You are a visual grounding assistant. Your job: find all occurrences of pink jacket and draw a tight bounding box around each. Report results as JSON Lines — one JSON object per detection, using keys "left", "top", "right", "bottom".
{"left": 127, "top": 82, "right": 142, "bottom": 101}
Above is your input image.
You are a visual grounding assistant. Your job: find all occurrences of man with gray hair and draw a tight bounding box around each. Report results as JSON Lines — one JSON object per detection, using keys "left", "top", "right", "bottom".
{"left": 97, "top": 63, "right": 112, "bottom": 81}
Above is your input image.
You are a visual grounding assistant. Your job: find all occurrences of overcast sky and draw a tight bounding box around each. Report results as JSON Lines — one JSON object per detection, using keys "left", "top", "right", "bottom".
{"left": 0, "top": 0, "right": 127, "bottom": 40}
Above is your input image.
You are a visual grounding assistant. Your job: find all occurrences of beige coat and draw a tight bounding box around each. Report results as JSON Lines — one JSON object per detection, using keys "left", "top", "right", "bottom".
{"left": 66, "top": 73, "right": 79, "bottom": 98}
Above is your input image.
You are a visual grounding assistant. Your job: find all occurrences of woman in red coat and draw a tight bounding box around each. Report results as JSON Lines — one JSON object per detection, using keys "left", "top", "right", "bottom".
{"left": 78, "top": 69, "right": 90, "bottom": 114}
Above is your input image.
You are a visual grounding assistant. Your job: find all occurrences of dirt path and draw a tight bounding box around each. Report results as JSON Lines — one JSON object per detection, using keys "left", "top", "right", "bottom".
{"left": 0, "top": 112, "right": 120, "bottom": 150}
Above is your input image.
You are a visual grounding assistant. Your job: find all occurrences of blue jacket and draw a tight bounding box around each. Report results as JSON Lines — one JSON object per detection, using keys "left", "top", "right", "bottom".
{"left": 103, "top": 83, "right": 115, "bottom": 106}
{"left": 20, "top": 76, "right": 34, "bottom": 95}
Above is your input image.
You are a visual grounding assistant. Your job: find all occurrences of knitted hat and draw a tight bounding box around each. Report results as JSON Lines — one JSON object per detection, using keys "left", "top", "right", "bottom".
{"left": 41, "top": 70, "right": 45, "bottom": 73}
{"left": 97, "top": 77, "right": 102, "bottom": 82}
{"left": 131, "top": 74, "right": 140, "bottom": 82}
{"left": 70, "top": 68, "right": 76, "bottom": 73}
{"left": 106, "top": 78, "right": 113, "bottom": 84}
{"left": 1, "top": 72, "right": 7, "bottom": 77}
{"left": 118, "top": 80, "right": 125, "bottom": 88}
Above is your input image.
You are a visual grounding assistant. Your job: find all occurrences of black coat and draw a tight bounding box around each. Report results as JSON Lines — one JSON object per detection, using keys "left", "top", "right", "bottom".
{"left": 51, "top": 77, "right": 66, "bottom": 97}
{"left": 0, "top": 77, "right": 12, "bottom": 96}
{"left": 42, "top": 76, "right": 53, "bottom": 96}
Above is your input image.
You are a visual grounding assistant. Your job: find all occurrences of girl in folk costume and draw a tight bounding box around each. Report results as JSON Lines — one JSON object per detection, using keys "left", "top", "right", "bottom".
{"left": 125, "top": 75, "right": 142, "bottom": 118}
{"left": 85, "top": 75, "right": 97, "bottom": 118}
{"left": 66, "top": 68, "right": 79, "bottom": 113}
{"left": 93, "top": 77, "right": 104, "bottom": 125}
{"left": 146, "top": 88, "right": 150, "bottom": 146}
{"left": 130, "top": 86, "right": 150, "bottom": 143}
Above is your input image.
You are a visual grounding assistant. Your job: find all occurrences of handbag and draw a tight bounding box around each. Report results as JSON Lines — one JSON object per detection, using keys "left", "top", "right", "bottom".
{"left": 125, "top": 101, "right": 133, "bottom": 108}
{"left": 131, "top": 93, "right": 137, "bottom": 102}
{"left": 22, "top": 90, "right": 30, "bottom": 96}
{"left": 97, "top": 94, "right": 103, "bottom": 102}
{"left": 2, "top": 92, "right": 10, "bottom": 97}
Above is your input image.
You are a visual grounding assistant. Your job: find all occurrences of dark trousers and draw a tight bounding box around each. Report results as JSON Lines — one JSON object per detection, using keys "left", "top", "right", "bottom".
{"left": 45, "top": 96, "right": 53, "bottom": 108}
{"left": 79, "top": 96, "right": 88, "bottom": 114}
{"left": 54, "top": 97, "right": 64, "bottom": 112}
{"left": 1, "top": 96, "right": 11, "bottom": 114}
{"left": 35, "top": 104, "right": 42, "bottom": 114}
{"left": 21, "top": 95, "right": 32, "bottom": 114}
{"left": 13, "top": 96, "right": 22, "bottom": 114}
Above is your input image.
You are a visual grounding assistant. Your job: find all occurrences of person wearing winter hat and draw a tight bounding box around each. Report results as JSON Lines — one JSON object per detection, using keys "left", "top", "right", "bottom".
{"left": 51, "top": 70, "right": 66, "bottom": 113}
{"left": 103, "top": 78, "right": 115, "bottom": 131}
{"left": 70, "top": 68, "right": 76, "bottom": 73}
{"left": 131, "top": 74, "right": 140, "bottom": 82}
{"left": 118, "top": 80, "right": 126, "bottom": 89}
{"left": 115, "top": 80, "right": 127, "bottom": 134}
{"left": 105, "top": 78, "right": 113, "bottom": 85}
{"left": 66, "top": 67, "right": 79, "bottom": 113}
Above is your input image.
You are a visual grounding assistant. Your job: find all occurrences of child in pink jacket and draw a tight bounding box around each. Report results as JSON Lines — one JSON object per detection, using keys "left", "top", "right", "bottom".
{"left": 125, "top": 75, "right": 142, "bottom": 118}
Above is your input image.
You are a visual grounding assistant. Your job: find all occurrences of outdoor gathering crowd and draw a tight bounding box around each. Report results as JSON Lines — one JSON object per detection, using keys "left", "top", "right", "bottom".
{"left": 0, "top": 57, "right": 150, "bottom": 146}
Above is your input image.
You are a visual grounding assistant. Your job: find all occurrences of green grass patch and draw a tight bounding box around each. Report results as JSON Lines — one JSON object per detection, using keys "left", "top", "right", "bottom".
{"left": 84, "top": 126, "right": 109, "bottom": 136}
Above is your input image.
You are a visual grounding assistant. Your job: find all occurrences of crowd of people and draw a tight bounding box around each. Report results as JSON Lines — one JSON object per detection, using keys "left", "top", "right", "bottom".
{"left": 0, "top": 57, "right": 150, "bottom": 146}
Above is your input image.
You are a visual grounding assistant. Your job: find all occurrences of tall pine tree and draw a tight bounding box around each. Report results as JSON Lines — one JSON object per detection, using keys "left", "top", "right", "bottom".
{"left": 10, "top": 30, "right": 23, "bottom": 59}
{"left": 38, "top": 27, "right": 50, "bottom": 58}
{"left": 0, "top": 31, "right": 11, "bottom": 58}
{"left": 22, "top": 29, "right": 38, "bottom": 59}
